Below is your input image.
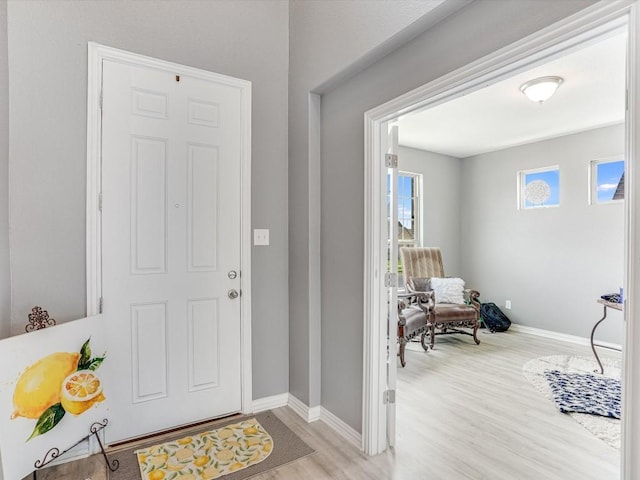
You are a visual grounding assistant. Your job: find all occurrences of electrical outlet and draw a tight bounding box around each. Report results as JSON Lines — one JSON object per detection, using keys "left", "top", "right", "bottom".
{"left": 505, "top": 300, "right": 512, "bottom": 309}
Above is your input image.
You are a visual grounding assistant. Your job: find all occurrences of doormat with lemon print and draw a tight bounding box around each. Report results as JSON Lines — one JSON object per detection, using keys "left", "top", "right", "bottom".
{"left": 109, "top": 410, "right": 314, "bottom": 480}
{"left": 135, "top": 418, "right": 272, "bottom": 480}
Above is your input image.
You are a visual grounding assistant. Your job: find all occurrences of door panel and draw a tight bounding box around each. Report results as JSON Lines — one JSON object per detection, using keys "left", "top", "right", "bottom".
{"left": 187, "top": 144, "right": 218, "bottom": 271}
{"left": 131, "top": 137, "right": 167, "bottom": 274}
{"left": 131, "top": 302, "right": 168, "bottom": 402}
{"left": 188, "top": 299, "right": 220, "bottom": 390}
{"left": 101, "top": 59, "right": 242, "bottom": 443}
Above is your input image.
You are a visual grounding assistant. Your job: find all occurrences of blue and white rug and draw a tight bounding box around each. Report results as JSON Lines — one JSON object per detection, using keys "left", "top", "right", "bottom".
{"left": 544, "top": 369, "right": 621, "bottom": 418}
{"left": 523, "top": 354, "right": 621, "bottom": 449}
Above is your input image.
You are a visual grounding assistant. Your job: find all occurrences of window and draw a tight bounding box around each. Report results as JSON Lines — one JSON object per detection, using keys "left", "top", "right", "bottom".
{"left": 397, "top": 172, "right": 421, "bottom": 250}
{"left": 518, "top": 166, "right": 560, "bottom": 209}
{"left": 387, "top": 171, "right": 422, "bottom": 273}
{"left": 590, "top": 158, "right": 624, "bottom": 204}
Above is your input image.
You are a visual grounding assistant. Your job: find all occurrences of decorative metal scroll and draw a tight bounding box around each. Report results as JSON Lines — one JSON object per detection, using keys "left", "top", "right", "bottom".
{"left": 25, "top": 306, "right": 57, "bottom": 333}
{"left": 33, "top": 419, "right": 119, "bottom": 473}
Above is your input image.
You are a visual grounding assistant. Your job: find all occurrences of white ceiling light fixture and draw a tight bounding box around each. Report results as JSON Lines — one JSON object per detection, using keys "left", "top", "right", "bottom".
{"left": 520, "top": 76, "right": 564, "bottom": 103}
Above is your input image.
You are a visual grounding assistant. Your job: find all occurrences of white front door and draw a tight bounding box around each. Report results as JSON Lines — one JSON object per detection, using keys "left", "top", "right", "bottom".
{"left": 100, "top": 58, "right": 245, "bottom": 443}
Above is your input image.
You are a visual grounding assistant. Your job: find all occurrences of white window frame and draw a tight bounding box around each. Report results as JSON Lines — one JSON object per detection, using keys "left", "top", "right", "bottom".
{"left": 397, "top": 170, "right": 422, "bottom": 250}
{"left": 518, "top": 165, "right": 560, "bottom": 210}
{"left": 589, "top": 155, "right": 625, "bottom": 205}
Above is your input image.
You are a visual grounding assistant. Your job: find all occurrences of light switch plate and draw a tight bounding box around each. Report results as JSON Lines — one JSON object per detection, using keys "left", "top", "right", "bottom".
{"left": 254, "top": 229, "right": 270, "bottom": 246}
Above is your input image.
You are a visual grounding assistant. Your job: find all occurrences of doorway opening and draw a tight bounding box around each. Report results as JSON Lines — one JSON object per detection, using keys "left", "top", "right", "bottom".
{"left": 363, "top": 4, "right": 636, "bottom": 477}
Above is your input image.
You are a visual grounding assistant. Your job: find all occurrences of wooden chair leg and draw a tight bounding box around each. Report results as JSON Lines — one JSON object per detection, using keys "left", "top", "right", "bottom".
{"left": 473, "top": 322, "right": 480, "bottom": 345}
{"left": 420, "top": 332, "right": 429, "bottom": 351}
{"left": 399, "top": 339, "right": 407, "bottom": 367}
{"left": 429, "top": 324, "right": 435, "bottom": 349}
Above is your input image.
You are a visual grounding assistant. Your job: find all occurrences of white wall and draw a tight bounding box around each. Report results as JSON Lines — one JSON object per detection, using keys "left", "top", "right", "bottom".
{"left": 461, "top": 124, "right": 625, "bottom": 345}
{"left": 5, "top": 0, "right": 289, "bottom": 399}
{"left": 398, "top": 146, "right": 462, "bottom": 276}
{"left": 0, "top": 0, "right": 8, "bottom": 339}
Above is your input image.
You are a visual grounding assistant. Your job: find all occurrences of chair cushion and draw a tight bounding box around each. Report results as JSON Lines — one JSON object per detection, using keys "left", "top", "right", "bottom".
{"left": 434, "top": 303, "right": 477, "bottom": 322}
{"left": 430, "top": 277, "right": 465, "bottom": 304}
{"left": 399, "top": 306, "right": 428, "bottom": 335}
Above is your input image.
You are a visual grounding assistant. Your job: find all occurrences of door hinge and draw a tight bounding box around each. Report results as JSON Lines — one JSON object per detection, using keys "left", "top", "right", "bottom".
{"left": 384, "top": 272, "right": 399, "bottom": 288}
{"left": 99, "top": 296, "right": 103, "bottom": 314}
{"left": 626, "top": 88, "right": 629, "bottom": 112}
{"left": 383, "top": 389, "right": 396, "bottom": 404}
{"left": 385, "top": 153, "right": 398, "bottom": 168}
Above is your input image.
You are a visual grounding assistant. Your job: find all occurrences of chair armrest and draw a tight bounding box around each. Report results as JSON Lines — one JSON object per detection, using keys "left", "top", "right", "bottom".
{"left": 397, "top": 292, "right": 413, "bottom": 311}
{"left": 397, "top": 291, "right": 433, "bottom": 317}
{"left": 413, "top": 290, "right": 434, "bottom": 314}
{"left": 464, "top": 289, "right": 481, "bottom": 310}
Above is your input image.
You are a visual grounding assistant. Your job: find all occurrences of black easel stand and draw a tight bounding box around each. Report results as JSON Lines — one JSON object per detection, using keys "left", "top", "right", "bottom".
{"left": 32, "top": 419, "right": 119, "bottom": 479}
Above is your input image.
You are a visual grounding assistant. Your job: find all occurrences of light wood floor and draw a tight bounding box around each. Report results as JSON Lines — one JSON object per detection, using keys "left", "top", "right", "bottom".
{"left": 28, "top": 330, "right": 621, "bottom": 479}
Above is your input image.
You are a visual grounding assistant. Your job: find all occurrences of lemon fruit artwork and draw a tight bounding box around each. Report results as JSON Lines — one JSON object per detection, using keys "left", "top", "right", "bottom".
{"left": 61, "top": 370, "right": 106, "bottom": 415}
{"left": 10, "top": 338, "right": 106, "bottom": 440}
{"left": 10, "top": 352, "right": 80, "bottom": 420}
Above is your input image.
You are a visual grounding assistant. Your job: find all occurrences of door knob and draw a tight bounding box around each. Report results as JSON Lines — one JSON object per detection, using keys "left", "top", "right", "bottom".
{"left": 228, "top": 270, "right": 238, "bottom": 279}
{"left": 228, "top": 289, "right": 239, "bottom": 299}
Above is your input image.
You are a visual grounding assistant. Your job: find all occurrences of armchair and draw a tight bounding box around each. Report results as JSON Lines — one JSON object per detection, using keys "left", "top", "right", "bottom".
{"left": 400, "top": 247, "right": 481, "bottom": 348}
{"left": 397, "top": 292, "right": 430, "bottom": 367}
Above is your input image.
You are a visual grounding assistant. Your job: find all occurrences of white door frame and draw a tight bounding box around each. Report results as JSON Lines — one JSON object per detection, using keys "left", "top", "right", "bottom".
{"left": 363, "top": 2, "right": 638, "bottom": 475}
{"left": 86, "top": 43, "right": 253, "bottom": 419}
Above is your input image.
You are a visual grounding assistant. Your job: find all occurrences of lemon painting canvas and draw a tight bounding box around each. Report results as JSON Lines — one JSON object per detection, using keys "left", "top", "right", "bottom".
{"left": 135, "top": 418, "right": 273, "bottom": 480}
{"left": 0, "top": 315, "right": 108, "bottom": 480}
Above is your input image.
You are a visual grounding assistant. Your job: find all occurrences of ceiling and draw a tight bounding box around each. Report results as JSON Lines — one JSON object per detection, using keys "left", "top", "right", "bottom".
{"left": 397, "top": 31, "right": 626, "bottom": 158}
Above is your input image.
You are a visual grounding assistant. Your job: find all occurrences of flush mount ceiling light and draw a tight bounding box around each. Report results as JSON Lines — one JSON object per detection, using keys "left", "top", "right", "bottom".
{"left": 520, "top": 76, "right": 564, "bottom": 103}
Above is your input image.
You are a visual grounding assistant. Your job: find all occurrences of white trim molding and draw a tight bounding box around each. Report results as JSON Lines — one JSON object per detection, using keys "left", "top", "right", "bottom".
{"left": 288, "top": 394, "right": 321, "bottom": 423}
{"left": 623, "top": 4, "right": 639, "bottom": 480}
{"left": 363, "top": 2, "right": 638, "bottom": 474}
{"left": 286, "top": 395, "right": 360, "bottom": 448}
{"left": 252, "top": 393, "right": 289, "bottom": 413}
{"left": 319, "top": 406, "right": 361, "bottom": 449}
{"left": 85, "top": 41, "right": 253, "bottom": 425}
{"left": 509, "top": 323, "right": 622, "bottom": 351}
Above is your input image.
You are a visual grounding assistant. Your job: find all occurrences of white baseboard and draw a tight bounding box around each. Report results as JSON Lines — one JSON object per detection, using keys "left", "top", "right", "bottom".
{"left": 510, "top": 323, "right": 622, "bottom": 350}
{"left": 319, "top": 406, "right": 361, "bottom": 449}
{"left": 287, "top": 394, "right": 361, "bottom": 449}
{"left": 287, "top": 393, "right": 321, "bottom": 422}
{"left": 251, "top": 393, "right": 289, "bottom": 413}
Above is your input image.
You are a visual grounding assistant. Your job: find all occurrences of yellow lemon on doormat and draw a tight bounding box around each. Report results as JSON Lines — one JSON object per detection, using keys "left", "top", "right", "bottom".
{"left": 193, "top": 455, "right": 210, "bottom": 467}
{"left": 11, "top": 352, "right": 80, "bottom": 419}
{"left": 60, "top": 370, "right": 105, "bottom": 415}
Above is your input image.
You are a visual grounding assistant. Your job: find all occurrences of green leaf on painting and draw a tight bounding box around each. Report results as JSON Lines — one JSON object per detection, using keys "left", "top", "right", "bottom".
{"left": 27, "top": 403, "right": 65, "bottom": 441}
{"left": 78, "top": 337, "right": 92, "bottom": 370}
{"left": 86, "top": 355, "right": 106, "bottom": 371}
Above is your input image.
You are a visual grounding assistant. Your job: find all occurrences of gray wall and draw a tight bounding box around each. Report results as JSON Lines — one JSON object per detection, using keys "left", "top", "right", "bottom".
{"left": 461, "top": 124, "right": 625, "bottom": 345}
{"left": 0, "top": 0, "right": 8, "bottom": 339}
{"left": 5, "top": 0, "right": 289, "bottom": 399}
{"left": 398, "top": 146, "right": 462, "bottom": 276}
{"left": 320, "top": 0, "right": 596, "bottom": 432}
{"left": 288, "top": 0, "right": 449, "bottom": 407}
